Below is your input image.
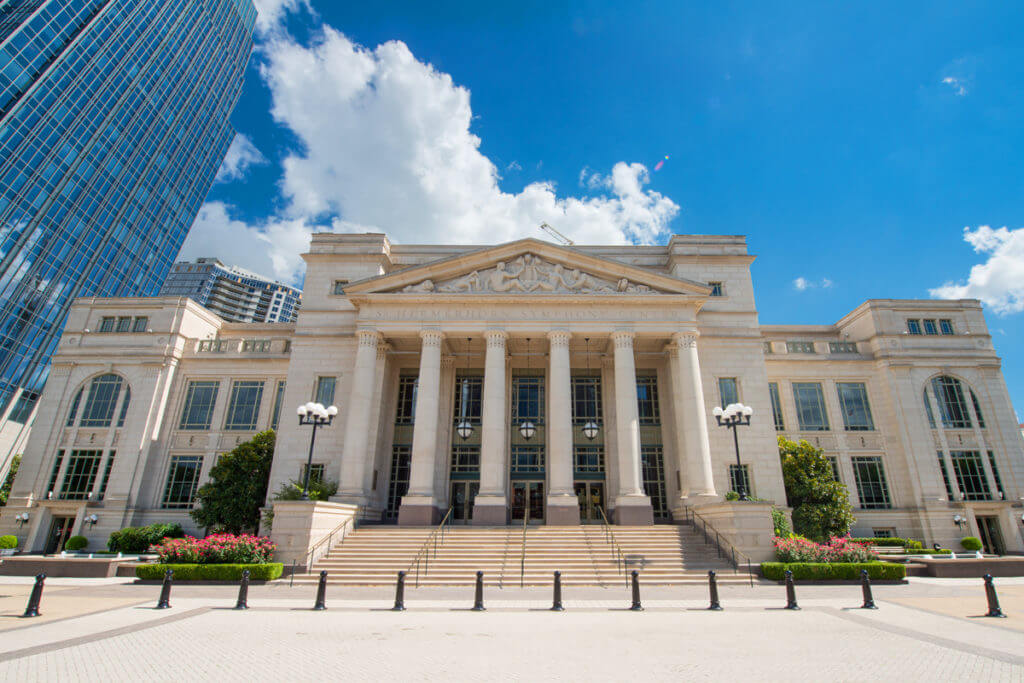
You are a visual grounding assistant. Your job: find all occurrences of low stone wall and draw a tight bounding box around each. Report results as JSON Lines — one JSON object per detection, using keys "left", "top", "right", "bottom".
{"left": 689, "top": 501, "right": 776, "bottom": 563}
{"left": 270, "top": 500, "right": 359, "bottom": 569}
{"left": 916, "top": 557, "right": 1024, "bottom": 578}
{"left": 0, "top": 555, "right": 138, "bottom": 578}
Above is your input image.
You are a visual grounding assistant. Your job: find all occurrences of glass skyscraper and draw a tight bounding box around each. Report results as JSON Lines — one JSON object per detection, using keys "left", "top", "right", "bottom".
{"left": 0, "top": 0, "right": 256, "bottom": 471}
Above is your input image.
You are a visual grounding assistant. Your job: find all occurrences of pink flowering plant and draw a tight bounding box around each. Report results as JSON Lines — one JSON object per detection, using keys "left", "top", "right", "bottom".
{"left": 156, "top": 533, "right": 276, "bottom": 565}
{"left": 773, "top": 536, "right": 878, "bottom": 563}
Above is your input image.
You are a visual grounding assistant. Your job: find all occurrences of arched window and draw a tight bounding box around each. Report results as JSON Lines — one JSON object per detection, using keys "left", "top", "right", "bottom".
{"left": 79, "top": 374, "right": 127, "bottom": 427}
{"left": 117, "top": 385, "right": 131, "bottom": 427}
{"left": 925, "top": 376, "right": 972, "bottom": 430}
{"left": 969, "top": 390, "right": 985, "bottom": 428}
{"left": 66, "top": 388, "right": 83, "bottom": 427}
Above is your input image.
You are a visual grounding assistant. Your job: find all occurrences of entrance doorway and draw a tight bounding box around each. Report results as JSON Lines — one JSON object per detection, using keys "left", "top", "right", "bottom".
{"left": 574, "top": 481, "right": 605, "bottom": 522}
{"left": 45, "top": 516, "right": 76, "bottom": 554}
{"left": 976, "top": 516, "right": 1005, "bottom": 555}
{"left": 450, "top": 481, "right": 479, "bottom": 523}
{"left": 511, "top": 481, "right": 544, "bottom": 523}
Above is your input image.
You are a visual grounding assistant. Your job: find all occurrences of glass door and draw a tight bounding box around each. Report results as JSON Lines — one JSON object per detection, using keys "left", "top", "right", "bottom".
{"left": 574, "top": 482, "right": 605, "bottom": 523}
{"left": 511, "top": 481, "right": 544, "bottom": 523}
{"left": 449, "top": 481, "right": 479, "bottom": 524}
{"left": 976, "top": 516, "right": 1004, "bottom": 555}
{"left": 45, "top": 516, "right": 75, "bottom": 554}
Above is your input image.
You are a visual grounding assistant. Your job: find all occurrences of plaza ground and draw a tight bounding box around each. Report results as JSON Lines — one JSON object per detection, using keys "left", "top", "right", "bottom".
{"left": 0, "top": 576, "right": 1021, "bottom": 680}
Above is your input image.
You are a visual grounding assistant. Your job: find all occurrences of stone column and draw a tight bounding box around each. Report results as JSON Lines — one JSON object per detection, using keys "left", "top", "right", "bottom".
{"left": 338, "top": 329, "right": 384, "bottom": 506}
{"left": 473, "top": 329, "right": 509, "bottom": 525}
{"left": 546, "top": 330, "right": 580, "bottom": 524}
{"left": 399, "top": 329, "right": 444, "bottom": 525}
{"left": 673, "top": 331, "right": 717, "bottom": 499}
{"left": 611, "top": 331, "right": 653, "bottom": 525}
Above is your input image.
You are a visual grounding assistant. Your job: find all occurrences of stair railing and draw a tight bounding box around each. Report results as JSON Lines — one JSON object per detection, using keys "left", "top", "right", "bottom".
{"left": 596, "top": 505, "right": 629, "bottom": 587}
{"left": 303, "top": 514, "right": 358, "bottom": 576}
{"left": 683, "top": 507, "right": 755, "bottom": 587}
{"left": 408, "top": 506, "right": 454, "bottom": 588}
{"left": 519, "top": 505, "right": 529, "bottom": 587}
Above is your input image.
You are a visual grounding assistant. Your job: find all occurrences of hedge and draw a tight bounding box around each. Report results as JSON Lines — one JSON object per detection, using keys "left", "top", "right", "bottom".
{"left": 848, "top": 537, "right": 919, "bottom": 548}
{"left": 136, "top": 563, "right": 284, "bottom": 581}
{"left": 761, "top": 562, "right": 906, "bottom": 581}
{"left": 0, "top": 535, "right": 16, "bottom": 549}
{"left": 108, "top": 523, "right": 185, "bottom": 553}
{"left": 65, "top": 535, "right": 88, "bottom": 551}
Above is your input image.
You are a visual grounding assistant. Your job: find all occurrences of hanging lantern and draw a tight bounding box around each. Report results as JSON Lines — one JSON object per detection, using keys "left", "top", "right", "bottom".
{"left": 519, "top": 420, "right": 536, "bottom": 440}
{"left": 456, "top": 419, "right": 474, "bottom": 440}
{"left": 582, "top": 420, "right": 600, "bottom": 440}
{"left": 457, "top": 337, "right": 474, "bottom": 439}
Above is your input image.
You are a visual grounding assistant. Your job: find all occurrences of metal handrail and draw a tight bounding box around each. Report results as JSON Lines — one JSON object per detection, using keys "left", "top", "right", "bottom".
{"left": 408, "top": 506, "right": 454, "bottom": 587}
{"left": 519, "top": 505, "right": 529, "bottom": 587}
{"left": 596, "top": 505, "right": 629, "bottom": 586}
{"left": 303, "top": 515, "right": 357, "bottom": 575}
{"left": 684, "top": 507, "right": 755, "bottom": 587}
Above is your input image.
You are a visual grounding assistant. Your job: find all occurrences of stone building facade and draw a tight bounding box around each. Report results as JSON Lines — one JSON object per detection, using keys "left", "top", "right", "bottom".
{"left": 2, "top": 234, "right": 1022, "bottom": 555}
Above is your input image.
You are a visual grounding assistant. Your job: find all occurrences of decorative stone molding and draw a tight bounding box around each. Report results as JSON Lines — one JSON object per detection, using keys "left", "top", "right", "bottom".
{"left": 356, "top": 329, "right": 383, "bottom": 347}
{"left": 419, "top": 329, "right": 444, "bottom": 347}
{"left": 610, "top": 330, "right": 635, "bottom": 349}
{"left": 547, "top": 329, "right": 571, "bottom": 348}
{"left": 484, "top": 329, "right": 508, "bottom": 348}
{"left": 672, "top": 331, "right": 699, "bottom": 349}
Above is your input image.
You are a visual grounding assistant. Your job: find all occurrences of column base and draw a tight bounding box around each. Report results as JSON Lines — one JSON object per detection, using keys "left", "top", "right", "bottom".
{"left": 546, "top": 495, "right": 581, "bottom": 525}
{"left": 472, "top": 495, "right": 508, "bottom": 525}
{"left": 397, "top": 495, "right": 440, "bottom": 526}
{"left": 613, "top": 495, "right": 654, "bottom": 526}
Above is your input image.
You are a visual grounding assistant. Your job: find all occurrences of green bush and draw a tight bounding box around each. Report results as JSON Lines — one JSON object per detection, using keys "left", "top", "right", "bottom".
{"left": 904, "top": 548, "right": 951, "bottom": 554}
{"left": 760, "top": 562, "right": 906, "bottom": 581}
{"left": 65, "top": 535, "right": 88, "bottom": 551}
{"left": 0, "top": 535, "right": 17, "bottom": 549}
{"left": 848, "top": 537, "right": 923, "bottom": 549}
{"left": 960, "top": 536, "right": 983, "bottom": 551}
{"left": 771, "top": 508, "right": 792, "bottom": 538}
{"left": 135, "top": 563, "right": 284, "bottom": 581}
{"left": 107, "top": 523, "right": 185, "bottom": 553}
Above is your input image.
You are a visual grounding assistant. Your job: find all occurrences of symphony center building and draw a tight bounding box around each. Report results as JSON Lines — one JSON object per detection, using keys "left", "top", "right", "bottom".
{"left": 2, "top": 234, "right": 1023, "bottom": 556}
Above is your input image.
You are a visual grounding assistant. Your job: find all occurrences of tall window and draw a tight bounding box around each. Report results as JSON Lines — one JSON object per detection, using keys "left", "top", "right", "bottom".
{"left": 512, "top": 376, "right": 544, "bottom": 425}
{"left": 636, "top": 375, "right": 660, "bottom": 425}
{"left": 179, "top": 381, "right": 219, "bottom": 430}
{"left": 314, "top": 376, "right": 336, "bottom": 406}
{"left": 929, "top": 376, "right": 972, "bottom": 429}
{"left": 66, "top": 388, "right": 83, "bottom": 426}
{"left": 851, "top": 456, "right": 892, "bottom": 509}
{"left": 574, "top": 445, "right": 604, "bottom": 474}
{"left": 80, "top": 374, "right": 126, "bottom": 427}
{"left": 922, "top": 319, "right": 938, "bottom": 335}
{"left": 511, "top": 446, "right": 544, "bottom": 474}
{"left": 906, "top": 319, "right": 922, "bottom": 335}
{"left": 224, "top": 381, "right": 264, "bottom": 431}
{"left": 116, "top": 316, "right": 132, "bottom": 332}
{"left": 836, "top": 382, "right": 875, "bottom": 431}
{"left": 450, "top": 446, "right": 480, "bottom": 473}
{"left": 60, "top": 450, "right": 103, "bottom": 499}
{"left": 270, "top": 380, "right": 287, "bottom": 430}
{"left": 395, "top": 375, "right": 418, "bottom": 424}
{"left": 385, "top": 446, "right": 411, "bottom": 520}
{"left": 641, "top": 445, "right": 668, "bottom": 519}
{"left": 718, "top": 377, "right": 739, "bottom": 407}
{"left": 939, "top": 319, "right": 955, "bottom": 335}
{"left": 47, "top": 451, "right": 65, "bottom": 495}
{"left": 937, "top": 453, "right": 956, "bottom": 499}
{"left": 97, "top": 452, "right": 116, "bottom": 500}
{"left": 768, "top": 382, "right": 785, "bottom": 431}
{"left": 793, "top": 382, "right": 830, "bottom": 431}
{"left": 99, "top": 317, "right": 115, "bottom": 332}
{"left": 453, "top": 375, "right": 483, "bottom": 426}
{"left": 949, "top": 451, "right": 991, "bottom": 501}
{"left": 826, "top": 455, "right": 841, "bottom": 482}
{"left": 161, "top": 455, "right": 204, "bottom": 509}
{"left": 728, "top": 464, "right": 752, "bottom": 496}
{"left": 970, "top": 390, "right": 986, "bottom": 428}
{"left": 116, "top": 387, "right": 130, "bottom": 427}
{"left": 132, "top": 316, "right": 148, "bottom": 332}
{"left": 571, "top": 376, "right": 602, "bottom": 425}
{"left": 987, "top": 451, "right": 1004, "bottom": 499}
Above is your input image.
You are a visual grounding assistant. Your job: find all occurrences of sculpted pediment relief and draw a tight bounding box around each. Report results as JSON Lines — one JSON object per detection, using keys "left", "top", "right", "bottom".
{"left": 396, "top": 253, "right": 664, "bottom": 295}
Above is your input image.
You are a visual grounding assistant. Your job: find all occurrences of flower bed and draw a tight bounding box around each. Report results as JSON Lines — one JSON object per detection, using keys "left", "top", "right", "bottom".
{"left": 773, "top": 536, "right": 879, "bottom": 563}
{"left": 136, "top": 563, "right": 283, "bottom": 581}
{"left": 155, "top": 534, "right": 275, "bottom": 564}
{"left": 761, "top": 562, "right": 906, "bottom": 581}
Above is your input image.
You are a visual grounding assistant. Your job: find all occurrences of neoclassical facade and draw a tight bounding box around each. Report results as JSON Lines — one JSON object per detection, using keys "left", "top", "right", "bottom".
{"left": 2, "top": 234, "right": 1023, "bottom": 555}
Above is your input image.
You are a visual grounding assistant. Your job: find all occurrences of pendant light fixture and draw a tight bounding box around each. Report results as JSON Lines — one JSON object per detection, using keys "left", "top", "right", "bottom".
{"left": 582, "top": 336, "right": 600, "bottom": 440}
{"left": 519, "top": 337, "right": 536, "bottom": 440}
{"left": 456, "top": 337, "right": 474, "bottom": 439}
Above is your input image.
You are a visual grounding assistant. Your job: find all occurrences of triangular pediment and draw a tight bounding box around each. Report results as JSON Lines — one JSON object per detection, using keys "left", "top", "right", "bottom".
{"left": 343, "top": 239, "right": 710, "bottom": 297}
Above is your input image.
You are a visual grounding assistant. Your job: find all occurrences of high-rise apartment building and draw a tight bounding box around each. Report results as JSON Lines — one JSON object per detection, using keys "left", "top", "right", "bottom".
{"left": 160, "top": 257, "right": 302, "bottom": 323}
{"left": 0, "top": 0, "right": 256, "bottom": 479}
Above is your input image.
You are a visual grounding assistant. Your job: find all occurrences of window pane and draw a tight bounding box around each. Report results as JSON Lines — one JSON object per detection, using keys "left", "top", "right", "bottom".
{"left": 969, "top": 390, "right": 986, "bottom": 429}
{"left": 793, "top": 382, "right": 829, "bottom": 431}
{"left": 66, "top": 388, "right": 83, "bottom": 426}
{"left": 709, "top": 282, "right": 723, "bottom": 296}
{"left": 270, "top": 380, "right": 286, "bottom": 430}
{"left": 728, "top": 464, "right": 752, "bottom": 496}
{"left": 395, "top": 375, "right": 418, "bottom": 424}
{"left": 512, "top": 376, "right": 544, "bottom": 423}
{"left": 836, "top": 382, "right": 875, "bottom": 431}
{"left": 132, "top": 316, "right": 148, "bottom": 332}
{"left": 453, "top": 375, "right": 483, "bottom": 424}
{"left": 907, "top": 320, "right": 921, "bottom": 335}
{"left": 116, "top": 316, "right": 131, "bottom": 332}
{"left": 97, "top": 451, "right": 116, "bottom": 500}
{"left": 768, "top": 382, "right": 785, "bottom": 431}
{"left": 161, "top": 455, "right": 203, "bottom": 509}
{"left": 636, "top": 375, "right": 660, "bottom": 425}
{"left": 80, "top": 374, "right": 123, "bottom": 427}
{"left": 718, "top": 377, "right": 738, "bottom": 407}
{"left": 852, "top": 456, "right": 891, "bottom": 509}
{"left": 573, "top": 445, "right": 604, "bottom": 473}
{"left": 315, "top": 376, "right": 336, "bottom": 406}
{"left": 511, "top": 446, "right": 544, "bottom": 474}
{"left": 571, "top": 375, "right": 603, "bottom": 425}
{"left": 99, "top": 317, "right": 115, "bottom": 332}
{"left": 641, "top": 445, "right": 667, "bottom": 519}
{"left": 931, "top": 376, "right": 971, "bottom": 429}
{"left": 939, "top": 319, "right": 954, "bottom": 335}
{"left": 116, "top": 386, "right": 130, "bottom": 427}
{"left": 224, "top": 381, "right": 264, "bottom": 431}
{"left": 923, "top": 319, "right": 938, "bottom": 335}
{"left": 949, "top": 450, "right": 991, "bottom": 501}
{"left": 60, "top": 450, "right": 102, "bottom": 500}
{"left": 179, "top": 381, "right": 219, "bottom": 430}
{"left": 450, "top": 445, "right": 480, "bottom": 473}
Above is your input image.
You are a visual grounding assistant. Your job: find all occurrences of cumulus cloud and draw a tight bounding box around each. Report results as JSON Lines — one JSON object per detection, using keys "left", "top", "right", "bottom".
{"left": 215, "top": 134, "right": 267, "bottom": 183}
{"left": 930, "top": 226, "right": 1024, "bottom": 314}
{"left": 251, "top": 0, "right": 311, "bottom": 34}
{"left": 793, "top": 277, "right": 810, "bottom": 291}
{"left": 793, "top": 276, "right": 833, "bottom": 291}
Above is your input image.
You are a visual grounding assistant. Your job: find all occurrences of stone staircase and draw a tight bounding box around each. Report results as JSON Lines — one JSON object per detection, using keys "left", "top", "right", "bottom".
{"left": 295, "top": 523, "right": 751, "bottom": 586}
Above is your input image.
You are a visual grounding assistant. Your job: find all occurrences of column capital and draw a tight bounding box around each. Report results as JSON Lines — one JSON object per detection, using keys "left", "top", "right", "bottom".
{"left": 441, "top": 356, "right": 455, "bottom": 369}
{"left": 610, "top": 329, "right": 635, "bottom": 349}
{"left": 376, "top": 342, "right": 391, "bottom": 360}
{"left": 547, "top": 329, "right": 571, "bottom": 347}
{"left": 419, "top": 328, "right": 445, "bottom": 346}
{"left": 356, "top": 328, "right": 383, "bottom": 347}
{"left": 483, "top": 328, "right": 508, "bottom": 348}
{"left": 671, "top": 331, "right": 699, "bottom": 349}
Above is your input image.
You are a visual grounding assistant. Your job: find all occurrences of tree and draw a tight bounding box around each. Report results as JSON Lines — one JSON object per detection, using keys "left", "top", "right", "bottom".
{"left": 191, "top": 430, "right": 275, "bottom": 534}
{"left": 0, "top": 455, "right": 20, "bottom": 507}
{"left": 778, "top": 437, "right": 855, "bottom": 541}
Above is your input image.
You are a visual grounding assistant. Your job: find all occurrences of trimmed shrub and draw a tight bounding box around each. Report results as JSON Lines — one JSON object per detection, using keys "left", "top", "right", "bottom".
{"left": 771, "top": 508, "right": 792, "bottom": 538}
{"left": 107, "top": 523, "right": 185, "bottom": 553}
{"left": 155, "top": 534, "right": 275, "bottom": 564}
{"left": 0, "top": 535, "right": 17, "bottom": 549}
{"left": 960, "top": 536, "right": 983, "bottom": 551}
{"left": 761, "top": 562, "right": 906, "bottom": 581}
{"left": 65, "top": 535, "right": 88, "bottom": 551}
{"left": 774, "top": 536, "right": 879, "bottom": 563}
{"left": 135, "top": 563, "right": 284, "bottom": 581}
{"left": 848, "top": 537, "right": 916, "bottom": 548}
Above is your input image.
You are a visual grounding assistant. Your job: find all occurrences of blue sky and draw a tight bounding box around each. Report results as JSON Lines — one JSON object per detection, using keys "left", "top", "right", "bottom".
{"left": 183, "top": 1, "right": 1024, "bottom": 415}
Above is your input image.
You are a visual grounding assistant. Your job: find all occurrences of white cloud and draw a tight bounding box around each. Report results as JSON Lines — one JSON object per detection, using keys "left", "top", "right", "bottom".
{"left": 793, "top": 276, "right": 833, "bottom": 292}
{"left": 215, "top": 134, "right": 267, "bottom": 183}
{"left": 941, "top": 76, "right": 967, "bottom": 96}
{"left": 505, "top": 160, "right": 522, "bottom": 172}
{"left": 822, "top": 278, "right": 833, "bottom": 289}
{"left": 930, "top": 225, "right": 1024, "bottom": 314}
{"left": 251, "top": 0, "right": 311, "bottom": 34}
{"left": 793, "top": 277, "right": 810, "bottom": 291}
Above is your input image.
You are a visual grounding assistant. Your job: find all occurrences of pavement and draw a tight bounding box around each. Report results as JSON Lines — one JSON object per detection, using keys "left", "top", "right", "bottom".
{"left": 0, "top": 576, "right": 1021, "bottom": 681}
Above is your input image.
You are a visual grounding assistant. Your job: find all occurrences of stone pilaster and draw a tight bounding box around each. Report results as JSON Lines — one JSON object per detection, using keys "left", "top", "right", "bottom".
{"left": 672, "top": 331, "right": 717, "bottom": 500}
{"left": 399, "top": 329, "right": 444, "bottom": 525}
{"left": 611, "top": 330, "right": 653, "bottom": 525}
{"left": 474, "top": 329, "right": 509, "bottom": 525}
{"left": 546, "top": 330, "right": 579, "bottom": 524}
{"left": 337, "top": 329, "right": 383, "bottom": 506}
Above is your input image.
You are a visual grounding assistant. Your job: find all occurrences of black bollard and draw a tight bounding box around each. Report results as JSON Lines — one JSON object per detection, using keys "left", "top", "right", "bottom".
{"left": 471, "top": 571, "right": 485, "bottom": 611}
{"left": 392, "top": 571, "right": 406, "bottom": 611}
{"left": 860, "top": 569, "right": 877, "bottom": 609}
{"left": 983, "top": 574, "right": 1006, "bottom": 618}
{"left": 707, "top": 570, "right": 722, "bottom": 611}
{"left": 551, "top": 571, "right": 564, "bottom": 611}
{"left": 22, "top": 573, "right": 46, "bottom": 618}
{"left": 629, "top": 570, "right": 643, "bottom": 611}
{"left": 784, "top": 570, "right": 800, "bottom": 610}
{"left": 313, "top": 570, "right": 328, "bottom": 611}
{"left": 155, "top": 569, "right": 173, "bottom": 610}
{"left": 234, "top": 569, "right": 250, "bottom": 610}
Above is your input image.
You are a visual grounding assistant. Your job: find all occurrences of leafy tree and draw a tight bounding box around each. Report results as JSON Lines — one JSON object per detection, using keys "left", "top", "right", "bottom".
{"left": 273, "top": 476, "right": 338, "bottom": 502}
{"left": 191, "top": 430, "right": 275, "bottom": 534}
{"left": 0, "top": 455, "right": 20, "bottom": 507}
{"left": 778, "top": 437, "right": 854, "bottom": 542}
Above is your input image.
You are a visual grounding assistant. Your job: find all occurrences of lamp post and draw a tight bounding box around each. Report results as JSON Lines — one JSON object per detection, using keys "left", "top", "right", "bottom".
{"left": 953, "top": 514, "right": 967, "bottom": 532}
{"left": 296, "top": 401, "right": 338, "bottom": 500}
{"left": 713, "top": 402, "right": 754, "bottom": 501}
{"left": 15, "top": 512, "right": 29, "bottom": 528}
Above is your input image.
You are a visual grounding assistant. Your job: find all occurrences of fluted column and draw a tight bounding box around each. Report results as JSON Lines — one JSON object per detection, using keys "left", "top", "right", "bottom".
{"left": 611, "top": 331, "right": 654, "bottom": 525}
{"left": 398, "top": 329, "right": 444, "bottom": 525}
{"left": 673, "top": 331, "right": 716, "bottom": 498}
{"left": 473, "top": 329, "right": 509, "bottom": 525}
{"left": 546, "top": 330, "right": 580, "bottom": 524}
{"left": 338, "top": 329, "right": 383, "bottom": 505}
